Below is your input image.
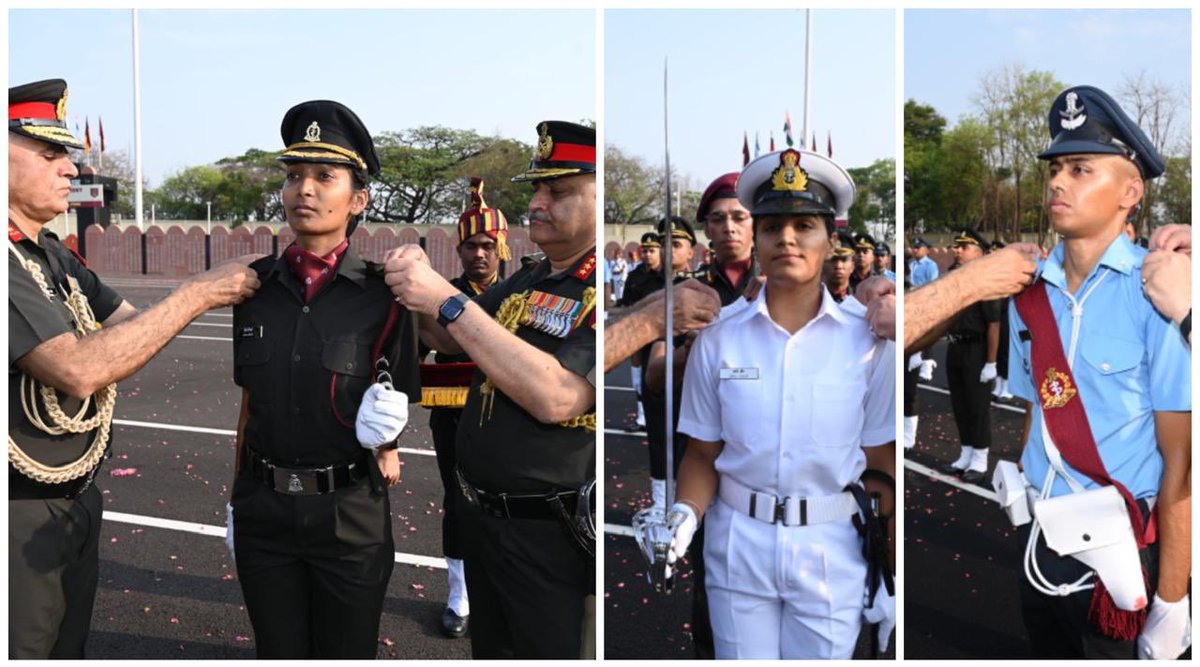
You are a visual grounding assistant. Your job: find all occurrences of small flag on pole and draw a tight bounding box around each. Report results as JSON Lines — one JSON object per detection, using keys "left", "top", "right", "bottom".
{"left": 754, "top": 132, "right": 760, "bottom": 159}
{"left": 742, "top": 132, "right": 750, "bottom": 167}
{"left": 84, "top": 118, "right": 92, "bottom": 152}
{"left": 99, "top": 117, "right": 106, "bottom": 152}
{"left": 769, "top": 131, "right": 776, "bottom": 152}
{"left": 811, "top": 132, "right": 817, "bottom": 151}
{"left": 827, "top": 131, "right": 832, "bottom": 158}
{"left": 783, "top": 111, "right": 794, "bottom": 147}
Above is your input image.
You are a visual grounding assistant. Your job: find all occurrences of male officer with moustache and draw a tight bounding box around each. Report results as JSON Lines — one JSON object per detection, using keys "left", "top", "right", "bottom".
{"left": 385, "top": 121, "right": 597, "bottom": 659}
{"left": 9, "top": 79, "right": 259, "bottom": 658}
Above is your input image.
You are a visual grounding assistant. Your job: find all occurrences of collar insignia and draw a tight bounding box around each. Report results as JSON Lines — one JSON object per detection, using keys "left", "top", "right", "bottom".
{"left": 770, "top": 149, "right": 808, "bottom": 193}
{"left": 304, "top": 121, "right": 321, "bottom": 142}
{"left": 1059, "top": 91, "right": 1086, "bottom": 131}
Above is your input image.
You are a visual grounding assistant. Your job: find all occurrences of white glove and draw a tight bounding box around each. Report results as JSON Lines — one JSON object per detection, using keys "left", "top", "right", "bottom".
{"left": 355, "top": 383, "right": 409, "bottom": 450}
{"left": 630, "top": 365, "right": 642, "bottom": 395}
{"left": 224, "top": 502, "right": 236, "bottom": 563}
{"left": 918, "top": 359, "right": 937, "bottom": 381}
{"left": 665, "top": 502, "right": 698, "bottom": 577}
{"left": 1137, "top": 593, "right": 1191, "bottom": 660}
{"left": 862, "top": 586, "right": 896, "bottom": 653}
{"left": 907, "top": 353, "right": 923, "bottom": 372}
{"left": 979, "top": 362, "right": 998, "bottom": 383}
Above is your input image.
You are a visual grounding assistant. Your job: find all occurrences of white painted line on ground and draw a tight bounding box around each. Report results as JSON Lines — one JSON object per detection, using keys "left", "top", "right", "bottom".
{"left": 188, "top": 322, "right": 232, "bottom": 328}
{"left": 111, "top": 419, "right": 436, "bottom": 457}
{"left": 903, "top": 459, "right": 999, "bottom": 503}
{"left": 918, "top": 383, "right": 1026, "bottom": 414}
{"left": 103, "top": 511, "right": 446, "bottom": 569}
{"left": 201, "top": 313, "right": 234, "bottom": 318}
{"left": 604, "top": 428, "right": 647, "bottom": 437}
{"left": 177, "top": 335, "right": 233, "bottom": 342}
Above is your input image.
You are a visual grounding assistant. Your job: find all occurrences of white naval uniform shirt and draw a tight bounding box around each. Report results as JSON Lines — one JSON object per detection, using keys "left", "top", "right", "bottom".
{"left": 678, "top": 286, "right": 895, "bottom": 500}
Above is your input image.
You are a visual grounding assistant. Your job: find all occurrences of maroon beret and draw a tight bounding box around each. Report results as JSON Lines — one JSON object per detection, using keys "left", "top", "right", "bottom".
{"left": 696, "top": 172, "right": 740, "bottom": 222}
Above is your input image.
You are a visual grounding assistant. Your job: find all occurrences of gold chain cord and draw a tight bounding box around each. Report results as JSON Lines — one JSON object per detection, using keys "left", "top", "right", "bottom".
{"left": 479, "top": 286, "right": 596, "bottom": 431}
{"left": 8, "top": 242, "right": 116, "bottom": 483}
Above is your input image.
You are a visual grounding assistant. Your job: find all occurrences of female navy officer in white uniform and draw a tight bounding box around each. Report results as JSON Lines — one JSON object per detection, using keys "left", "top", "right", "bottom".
{"left": 672, "top": 148, "right": 896, "bottom": 659}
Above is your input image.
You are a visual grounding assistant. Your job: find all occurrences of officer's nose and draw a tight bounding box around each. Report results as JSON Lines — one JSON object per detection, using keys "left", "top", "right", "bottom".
{"left": 61, "top": 157, "right": 79, "bottom": 179}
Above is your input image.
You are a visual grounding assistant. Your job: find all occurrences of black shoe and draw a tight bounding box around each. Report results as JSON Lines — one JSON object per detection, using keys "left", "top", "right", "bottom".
{"left": 961, "top": 469, "right": 987, "bottom": 484}
{"left": 441, "top": 608, "right": 468, "bottom": 638}
{"left": 938, "top": 462, "right": 966, "bottom": 476}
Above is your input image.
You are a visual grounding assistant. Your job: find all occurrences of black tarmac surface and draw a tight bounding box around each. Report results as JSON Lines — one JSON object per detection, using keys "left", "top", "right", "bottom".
{"left": 603, "top": 358, "right": 891, "bottom": 660}
{"left": 75, "top": 279, "right": 471, "bottom": 659}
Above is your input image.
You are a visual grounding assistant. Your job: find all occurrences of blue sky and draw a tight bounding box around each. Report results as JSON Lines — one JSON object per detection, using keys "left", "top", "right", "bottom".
{"left": 10, "top": 9, "right": 595, "bottom": 186}
{"left": 905, "top": 9, "right": 1190, "bottom": 144}
{"left": 605, "top": 9, "right": 896, "bottom": 189}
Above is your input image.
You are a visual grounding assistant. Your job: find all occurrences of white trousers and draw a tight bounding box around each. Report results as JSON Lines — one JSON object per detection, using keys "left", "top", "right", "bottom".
{"left": 703, "top": 498, "right": 866, "bottom": 659}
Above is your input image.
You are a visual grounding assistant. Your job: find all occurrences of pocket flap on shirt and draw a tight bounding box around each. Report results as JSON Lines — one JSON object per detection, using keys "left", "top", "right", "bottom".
{"left": 321, "top": 339, "right": 371, "bottom": 377}
{"left": 1080, "top": 338, "right": 1141, "bottom": 375}
{"left": 235, "top": 339, "right": 272, "bottom": 367}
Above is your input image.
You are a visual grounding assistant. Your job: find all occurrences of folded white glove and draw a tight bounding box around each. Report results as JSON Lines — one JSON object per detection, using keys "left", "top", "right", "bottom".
{"left": 862, "top": 586, "right": 896, "bottom": 653}
{"left": 1138, "top": 593, "right": 1191, "bottom": 660}
{"left": 907, "top": 353, "right": 923, "bottom": 372}
{"left": 355, "top": 383, "right": 409, "bottom": 449}
{"left": 979, "top": 362, "right": 998, "bottom": 383}
{"left": 224, "top": 502, "right": 236, "bottom": 563}
{"left": 918, "top": 359, "right": 937, "bottom": 382}
{"left": 665, "top": 502, "right": 698, "bottom": 577}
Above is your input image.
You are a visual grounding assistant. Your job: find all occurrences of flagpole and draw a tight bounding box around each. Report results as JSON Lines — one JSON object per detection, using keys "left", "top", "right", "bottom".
{"left": 132, "top": 9, "right": 144, "bottom": 231}
{"left": 803, "top": 9, "right": 812, "bottom": 149}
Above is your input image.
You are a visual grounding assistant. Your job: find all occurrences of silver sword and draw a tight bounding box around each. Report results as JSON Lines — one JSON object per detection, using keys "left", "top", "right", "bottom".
{"left": 633, "top": 58, "right": 676, "bottom": 593}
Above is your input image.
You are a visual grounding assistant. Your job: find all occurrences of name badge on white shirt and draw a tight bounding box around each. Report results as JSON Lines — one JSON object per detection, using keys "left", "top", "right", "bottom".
{"left": 719, "top": 367, "right": 760, "bottom": 381}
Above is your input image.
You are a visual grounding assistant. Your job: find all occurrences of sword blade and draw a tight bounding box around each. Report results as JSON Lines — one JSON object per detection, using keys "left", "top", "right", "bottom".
{"left": 662, "top": 58, "right": 676, "bottom": 512}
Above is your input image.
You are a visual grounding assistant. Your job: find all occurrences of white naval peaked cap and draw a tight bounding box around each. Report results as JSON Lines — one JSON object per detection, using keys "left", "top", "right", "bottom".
{"left": 736, "top": 148, "right": 856, "bottom": 220}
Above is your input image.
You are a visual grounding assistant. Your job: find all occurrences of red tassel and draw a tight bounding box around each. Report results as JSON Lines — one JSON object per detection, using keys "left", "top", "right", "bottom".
{"left": 1086, "top": 573, "right": 1149, "bottom": 641}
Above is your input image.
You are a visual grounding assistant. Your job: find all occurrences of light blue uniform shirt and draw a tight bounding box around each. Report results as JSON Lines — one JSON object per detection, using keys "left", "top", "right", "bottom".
{"left": 880, "top": 269, "right": 896, "bottom": 282}
{"left": 908, "top": 256, "right": 939, "bottom": 287}
{"left": 1008, "top": 234, "right": 1190, "bottom": 499}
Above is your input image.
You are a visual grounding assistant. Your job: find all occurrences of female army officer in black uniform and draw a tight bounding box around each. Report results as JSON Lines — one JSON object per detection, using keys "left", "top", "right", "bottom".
{"left": 227, "top": 100, "right": 419, "bottom": 658}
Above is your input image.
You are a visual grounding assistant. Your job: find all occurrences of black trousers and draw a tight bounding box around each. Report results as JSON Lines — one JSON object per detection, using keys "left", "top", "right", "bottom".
{"left": 1018, "top": 504, "right": 1160, "bottom": 659}
{"left": 8, "top": 484, "right": 102, "bottom": 659}
{"left": 232, "top": 474, "right": 393, "bottom": 659}
{"left": 946, "top": 341, "right": 993, "bottom": 446}
{"left": 903, "top": 365, "right": 920, "bottom": 417}
{"left": 458, "top": 498, "right": 591, "bottom": 658}
{"left": 430, "top": 407, "right": 464, "bottom": 559}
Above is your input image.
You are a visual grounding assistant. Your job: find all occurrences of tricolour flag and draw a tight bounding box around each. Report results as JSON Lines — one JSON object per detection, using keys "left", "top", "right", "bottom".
{"left": 783, "top": 111, "right": 793, "bottom": 147}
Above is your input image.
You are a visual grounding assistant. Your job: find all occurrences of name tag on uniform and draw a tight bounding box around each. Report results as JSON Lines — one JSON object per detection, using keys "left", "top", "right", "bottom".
{"left": 239, "top": 325, "right": 263, "bottom": 339}
{"left": 719, "top": 367, "right": 760, "bottom": 381}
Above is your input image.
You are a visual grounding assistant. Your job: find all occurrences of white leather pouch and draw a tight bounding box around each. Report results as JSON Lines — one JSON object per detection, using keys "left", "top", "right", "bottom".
{"left": 991, "top": 460, "right": 1031, "bottom": 527}
{"left": 1032, "top": 485, "right": 1147, "bottom": 611}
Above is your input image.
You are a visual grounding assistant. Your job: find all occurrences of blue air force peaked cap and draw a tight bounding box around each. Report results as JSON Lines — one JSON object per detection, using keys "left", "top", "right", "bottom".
{"left": 1038, "top": 86, "right": 1164, "bottom": 179}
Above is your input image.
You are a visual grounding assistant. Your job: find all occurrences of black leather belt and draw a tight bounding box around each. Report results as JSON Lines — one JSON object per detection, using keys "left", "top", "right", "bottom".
{"left": 456, "top": 469, "right": 577, "bottom": 520}
{"left": 946, "top": 332, "right": 982, "bottom": 344}
{"left": 248, "top": 450, "right": 367, "bottom": 496}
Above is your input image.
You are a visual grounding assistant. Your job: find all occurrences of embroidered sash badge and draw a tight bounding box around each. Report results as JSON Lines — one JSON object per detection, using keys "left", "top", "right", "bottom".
{"left": 1040, "top": 367, "right": 1077, "bottom": 409}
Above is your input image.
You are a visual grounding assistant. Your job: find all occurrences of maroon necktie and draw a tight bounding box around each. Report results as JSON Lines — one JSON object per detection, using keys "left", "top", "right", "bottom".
{"left": 283, "top": 239, "right": 348, "bottom": 302}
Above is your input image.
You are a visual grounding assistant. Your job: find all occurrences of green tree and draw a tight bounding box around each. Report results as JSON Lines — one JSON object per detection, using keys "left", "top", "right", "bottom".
{"left": 1155, "top": 151, "right": 1191, "bottom": 228}
{"left": 214, "top": 148, "right": 285, "bottom": 222}
{"left": 604, "top": 145, "right": 664, "bottom": 228}
{"left": 847, "top": 158, "right": 896, "bottom": 238}
{"left": 151, "top": 165, "right": 225, "bottom": 221}
{"left": 456, "top": 138, "right": 535, "bottom": 223}
{"left": 371, "top": 126, "right": 491, "bottom": 224}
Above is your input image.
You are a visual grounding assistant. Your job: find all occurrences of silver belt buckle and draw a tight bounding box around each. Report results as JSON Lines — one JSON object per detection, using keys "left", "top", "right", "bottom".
{"left": 287, "top": 473, "right": 304, "bottom": 494}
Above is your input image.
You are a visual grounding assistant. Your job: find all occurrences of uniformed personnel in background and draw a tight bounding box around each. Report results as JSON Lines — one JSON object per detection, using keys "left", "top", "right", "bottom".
{"left": 875, "top": 241, "right": 896, "bottom": 281}
{"left": 619, "top": 232, "right": 663, "bottom": 430}
{"left": 694, "top": 172, "right": 759, "bottom": 304}
{"left": 416, "top": 177, "right": 509, "bottom": 639}
{"left": 384, "top": 120, "right": 597, "bottom": 659}
{"left": 850, "top": 232, "right": 878, "bottom": 292}
{"left": 825, "top": 243, "right": 856, "bottom": 303}
{"left": 8, "top": 78, "right": 260, "bottom": 658}
{"left": 938, "top": 229, "right": 1000, "bottom": 483}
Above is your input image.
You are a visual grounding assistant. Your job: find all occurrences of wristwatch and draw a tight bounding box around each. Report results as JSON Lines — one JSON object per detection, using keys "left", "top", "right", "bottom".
{"left": 437, "top": 292, "right": 470, "bottom": 328}
{"left": 1179, "top": 309, "right": 1192, "bottom": 342}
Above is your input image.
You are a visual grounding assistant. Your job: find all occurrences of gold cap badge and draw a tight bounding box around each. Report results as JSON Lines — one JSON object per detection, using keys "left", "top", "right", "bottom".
{"left": 770, "top": 149, "right": 808, "bottom": 193}
{"left": 1040, "top": 367, "right": 1077, "bottom": 409}
{"left": 536, "top": 122, "right": 554, "bottom": 160}
{"left": 55, "top": 88, "right": 68, "bottom": 122}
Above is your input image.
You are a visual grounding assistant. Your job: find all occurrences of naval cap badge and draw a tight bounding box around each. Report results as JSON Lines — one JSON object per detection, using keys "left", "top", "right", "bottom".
{"left": 537, "top": 122, "right": 554, "bottom": 161}
{"left": 304, "top": 121, "right": 321, "bottom": 142}
{"left": 1059, "top": 91, "right": 1086, "bottom": 131}
{"left": 770, "top": 148, "right": 808, "bottom": 193}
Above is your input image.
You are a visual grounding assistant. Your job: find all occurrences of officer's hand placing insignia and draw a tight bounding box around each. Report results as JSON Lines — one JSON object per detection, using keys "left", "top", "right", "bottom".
{"left": 1148, "top": 223, "right": 1191, "bottom": 257}
{"left": 742, "top": 275, "right": 766, "bottom": 302}
{"left": 672, "top": 279, "right": 721, "bottom": 335}
{"left": 384, "top": 246, "right": 457, "bottom": 316}
{"left": 355, "top": 383, "right": 409, "bottom": 449}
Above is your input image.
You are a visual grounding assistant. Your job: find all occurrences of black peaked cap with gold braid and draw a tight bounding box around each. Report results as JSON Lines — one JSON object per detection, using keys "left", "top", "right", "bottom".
{"left": 9, "top": 79, "right": 85, "bottom": 150}
{"left": 511, "top": 120, "right": 596, "bottom": 182}
{"left": 278, "top": 100, "right": 379, "bottom": 175}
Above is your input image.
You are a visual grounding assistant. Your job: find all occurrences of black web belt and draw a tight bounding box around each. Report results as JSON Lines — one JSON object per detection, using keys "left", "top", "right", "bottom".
{"left": 456, "top": 469, "right": 577, "bottom": 520}
{"left": 248, "top": 449, "right": 367, "bottom": 495}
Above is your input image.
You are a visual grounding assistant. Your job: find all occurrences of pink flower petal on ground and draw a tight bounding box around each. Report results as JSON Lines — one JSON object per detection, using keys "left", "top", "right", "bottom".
{"left": 234, "top": 635, "right": 250, "bottom": 642}
{"left": 411, "top": 583, "right": 425, "bottom": 590}
{"left": 110, "top": 468, "right": 138, "bottom": 477}
{"left": 170, "top": 617, "right": 180, "bottom": 624}
{"left": 380, "top": 637, "right": 395, "bottom": 646}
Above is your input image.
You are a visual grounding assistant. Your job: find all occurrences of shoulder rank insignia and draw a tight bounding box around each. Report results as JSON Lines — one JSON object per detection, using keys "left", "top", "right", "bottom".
{"left": 770, "top": 148, "right": 808, "bottom": 193}
{"left": 525, "top": 290, "right": 583, "bottom": 338}
{"left": 1039, "top": 367, "right": 1077, "bottom": 409}
{"left": 573, "top": 252, "right": 596, "bottom": 281}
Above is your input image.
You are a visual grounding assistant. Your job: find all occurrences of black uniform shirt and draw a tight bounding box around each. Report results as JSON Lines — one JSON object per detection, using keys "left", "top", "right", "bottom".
{"left": 696, "top": 257, "right": 759, "bottom": 307}
{"left": 455, "top": 249, "right": 597, "bottom": 493}
{"left": 233, "top": 248, "right": 420, "bottom": 467}
{"left": 950, "top": 298, "right": 1002, "bottom": 337}
{"left": 618, "top": 263, "right": 657, "bottom": 307}
{"left": 9, "top": 227, "right": 123, "bottom": 468}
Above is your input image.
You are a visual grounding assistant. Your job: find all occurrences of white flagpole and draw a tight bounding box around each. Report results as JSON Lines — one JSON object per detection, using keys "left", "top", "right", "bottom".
{"left": 132, "top": 9, "right": 144, "bottom": 231}
{"left": 802, "top": 9, "right": 812, "bottom": 150}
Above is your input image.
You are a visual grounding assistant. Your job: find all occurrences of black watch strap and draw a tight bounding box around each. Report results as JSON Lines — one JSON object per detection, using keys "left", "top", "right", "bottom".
{"left": 1180, "top": 309, "right": 1192, "bottom": 342}
{"left": 437, "top": 292, "right": 470, "bottom": 328}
